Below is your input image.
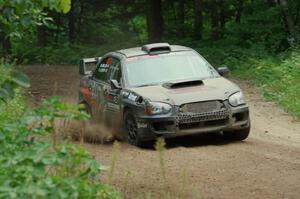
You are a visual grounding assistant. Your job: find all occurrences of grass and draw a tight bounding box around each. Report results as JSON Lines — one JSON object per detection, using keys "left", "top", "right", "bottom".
{"left": 228, "top": 48, "right": 300, "bottom": 118}
{"left": 190, "top": 41, "right": 300, "bottom": 119}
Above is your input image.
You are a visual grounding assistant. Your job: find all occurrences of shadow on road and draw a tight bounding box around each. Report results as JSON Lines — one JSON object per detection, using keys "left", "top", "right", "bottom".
{"left": 136, "top": 132, "right": 248, "bottom": 150}
{"left": 80, "top": 132, "right": 250, "bottom": 151}
{"left": 164, "top": 133, "right": 231, "bottom": 149}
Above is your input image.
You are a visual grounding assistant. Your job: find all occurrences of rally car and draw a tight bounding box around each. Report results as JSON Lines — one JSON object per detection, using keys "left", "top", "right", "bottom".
{"left": 78, "top": 43, "right": 250, "bottom": 146}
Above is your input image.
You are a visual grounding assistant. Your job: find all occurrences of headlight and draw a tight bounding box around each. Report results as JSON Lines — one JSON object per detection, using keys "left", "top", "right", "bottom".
{"left": 229, "top": 91, "right": 246, "bottom": 106}
{"left": 146, "top": 102, "right": 172, "bottom": 115}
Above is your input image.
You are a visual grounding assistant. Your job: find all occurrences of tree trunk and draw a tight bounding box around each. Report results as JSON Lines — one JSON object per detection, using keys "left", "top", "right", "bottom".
{"left": 0, "top": 24, "right": 12, "bottom": 54}
{"left": 235, "top": 0, "right": 243, "bottom": 23}
{"left": 219, "top": 0, "right": 226, "bottom": 28}
{"left": 2, "top": 35, "right": 12, "bottom": 54}
{"left": 0, "top": 19, "right": 12, "bottom": 55}
{"left": 37, "top": 25, "right": 47, "bottom": 46}
{"left": 278, "top": 0, "right": 300, "bottom": 43}
{"left": 178, "top": 0, "right": 185, "bottom": 37}
{"left": 68, "top": 0, "right": 76, "bottom": 43}
{"left": 267, "top": 0, "right": 277, "bottom": 7}
{"left": 210, "top": 0, "right": 220, "bottom": 40}
{"left": 146, "top": 0, "right": 164, "bottom": 43}
{"left": 77, "top": 1, "right": 84, "bottom": 38}
{"left": 194, "top": 0, "right": 203, "bottom": 39}
{"left": 55, "top": 14, "right": 61, "bottom": 44}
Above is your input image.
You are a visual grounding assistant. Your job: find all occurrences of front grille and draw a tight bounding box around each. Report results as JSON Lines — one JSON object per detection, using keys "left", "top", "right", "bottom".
{"left": 176, "top": 108, "right": 229, "bottom": 130}
{"left": 180, "top": 100, "right": 224, "bottom": 113}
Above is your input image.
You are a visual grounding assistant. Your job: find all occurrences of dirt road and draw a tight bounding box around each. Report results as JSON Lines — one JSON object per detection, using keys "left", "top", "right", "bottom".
{"left": 26, "top": 65, "right": 300, "bottom": 199}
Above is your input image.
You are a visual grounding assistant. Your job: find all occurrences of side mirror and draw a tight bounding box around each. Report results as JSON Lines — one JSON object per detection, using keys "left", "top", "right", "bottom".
{"left": 79, "top": 59, "right": 92, "bottom": 76}
{"left": 110, "top": 79, "right": 121, "bottom": 90}
{"left": 79, "top": 57, "right": 101, "bottom": 76}
{"left": 217, "top": 66, "right": 230, "bottom": 76}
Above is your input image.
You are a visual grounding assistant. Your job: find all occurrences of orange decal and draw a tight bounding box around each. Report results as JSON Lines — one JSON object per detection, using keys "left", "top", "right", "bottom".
{"left": 106, "top": 57, "right": 112, "bottom": 65}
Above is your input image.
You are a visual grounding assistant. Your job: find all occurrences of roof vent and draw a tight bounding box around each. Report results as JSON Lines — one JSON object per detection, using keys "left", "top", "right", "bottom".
{"left": 141, "top": 43, "right": 171, "bottom": 55}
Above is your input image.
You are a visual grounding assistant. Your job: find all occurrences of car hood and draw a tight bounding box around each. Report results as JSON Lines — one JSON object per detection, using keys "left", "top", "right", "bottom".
{"left": 129, "top": 77, "right": 240, "bottom": 105}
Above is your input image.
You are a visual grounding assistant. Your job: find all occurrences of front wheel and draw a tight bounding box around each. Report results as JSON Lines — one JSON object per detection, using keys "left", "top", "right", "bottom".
{"left": 124, "top": 110, "right": 146, "bottom": 147}
{"left": 223, "top": 123, "right": 250, "bottom": 141}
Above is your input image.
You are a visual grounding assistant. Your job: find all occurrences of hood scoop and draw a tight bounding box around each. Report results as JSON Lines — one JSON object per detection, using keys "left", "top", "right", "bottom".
{"left": 163, "top": 79, "right": 204, "bottom": 89}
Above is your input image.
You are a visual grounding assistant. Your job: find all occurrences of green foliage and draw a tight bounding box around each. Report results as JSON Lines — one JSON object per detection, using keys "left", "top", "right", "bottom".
{"left": 231, "top": 49, "right": 300, "bottom": 118}
{"left": 0, "top": 90, "right": 27, "bottom": 127}
{"left": 0, "top": 0, "right": 71, "bottom": 37}
{"left": 0, "top": 0, "right": 71, "bottom": 58}
{"left": 129, "top": 16, "right": 148, "bottom": 43}
{"left": 56, "top": 0, "right": 71, "bottom": 13}
{"left": 0, "top": 96, "right": 122, "bottom": 198}
{"left": 0, "top": 62, "right": 30, "bottom": 102}
{"left": 198, "top": 42, "right": 300, "bottom": 118}
{"left": 225, "top": 1, "right": 288, "bottom": 52}
{"left": 13, "top": 41, "right": 143, "bottom": 65}
{"left": 0, "top": 66, "right": 122, "bottom": 198}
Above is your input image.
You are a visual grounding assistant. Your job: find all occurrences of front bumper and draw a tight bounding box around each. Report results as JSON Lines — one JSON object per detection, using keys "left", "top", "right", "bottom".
{"left": 135, "top": 104, "right": 250, "bottom": 141}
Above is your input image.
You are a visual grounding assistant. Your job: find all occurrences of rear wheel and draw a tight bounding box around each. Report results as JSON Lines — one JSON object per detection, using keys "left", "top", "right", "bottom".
{"left": 124, "top": 110, "right": 145, "bottom": 147}
{"left": 223, "top": 123, "right": 250, "bottom": 141}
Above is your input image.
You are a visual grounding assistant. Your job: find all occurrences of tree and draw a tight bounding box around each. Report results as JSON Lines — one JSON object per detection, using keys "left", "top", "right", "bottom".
{"left": 194, "top": 0, "right": 203, "bottom": 39}
{"left": 209, "top": 0, "right": 220, "bottom": 40}
{"left": 235, "top": 0, "right": 244, "bottom": 23}
{"left": 219, "top": 0, "right": 226, "bottom": 28}
{"left": 146, "top": 0, "right": 164, "bottom": 42}
{"left": 0, "top": 0, "right": 71, "bottom": 54}
{"left": 69, "top": 0, "right": 76, "bottom": 42}
{"left": 278, "top": 0, "right": 300, "bottom": 43}
{"left": 178, "top": 0, "right": 185, "bottom": 37}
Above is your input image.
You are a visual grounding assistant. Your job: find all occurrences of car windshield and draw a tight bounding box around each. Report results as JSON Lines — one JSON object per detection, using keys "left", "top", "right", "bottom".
{"left": 125, "top": 51, "right": 219, "bottom": 87}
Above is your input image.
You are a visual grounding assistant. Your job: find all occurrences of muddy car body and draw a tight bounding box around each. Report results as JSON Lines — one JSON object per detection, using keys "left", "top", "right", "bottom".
{"left": 79, "top": 43, "right": 250, "bottom": 146}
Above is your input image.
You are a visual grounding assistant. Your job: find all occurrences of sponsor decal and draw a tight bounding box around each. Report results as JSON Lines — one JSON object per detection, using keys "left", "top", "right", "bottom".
{"left": 106, "top": 57, "right": 113, "bottom": 65}
{"left": 137, "top": 122, "right": 147, "bottom": 128}
{"left": 98, "top": 62, "right": 110, "bottom": 73}
{"left": 99, "top": 63, "right": 110, "bottom": 68}
{"left": 113, "top": 96, "right": 119, "bottom": 103}
{"left": 107, "top": 102, "right": 120, "bottom": 110}
{"left": 80, "top": 81, "right": 92, "bottom": 100}
{"left": 106, "top": 94, "right": 114, "bottom": 101}
{"left": 109, "top": 65, "right": 120, "bottom": 71}
{"left": 98, "top": 68, "right": 108, "bottom": 72}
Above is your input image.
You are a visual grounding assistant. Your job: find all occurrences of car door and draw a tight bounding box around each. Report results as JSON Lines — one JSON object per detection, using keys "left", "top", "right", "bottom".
{"left": 105, "top": 56, "right": 122, "bottom": 117}
{"left": 90, "top": 56, "right": 112, "bottom": 119}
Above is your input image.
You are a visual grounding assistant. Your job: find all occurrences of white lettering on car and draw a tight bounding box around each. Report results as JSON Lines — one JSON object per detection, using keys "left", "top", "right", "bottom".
{"left": 137, "top": 122, "right": 147, "bottom": 128}
{"left": 107, "top": 102, "right": 120, "bottom": 110}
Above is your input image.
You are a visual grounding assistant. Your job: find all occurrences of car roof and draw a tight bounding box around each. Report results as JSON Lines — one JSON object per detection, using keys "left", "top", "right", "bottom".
{"left": 116, "top": 44, "right": 192, "bottom": 58}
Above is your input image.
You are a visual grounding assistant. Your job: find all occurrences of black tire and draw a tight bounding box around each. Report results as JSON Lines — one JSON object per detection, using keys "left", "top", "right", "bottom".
{"left": 223, "top": 123, "right": 250, "bottom": 141}
{"left": 123, "top": 110, "right": 145, "bottom": 147}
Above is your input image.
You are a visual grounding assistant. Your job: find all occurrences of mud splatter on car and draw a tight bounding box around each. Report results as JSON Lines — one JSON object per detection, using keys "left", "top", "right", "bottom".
{"left": 79, "top": 43, "right": 250, "bottom": 147}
